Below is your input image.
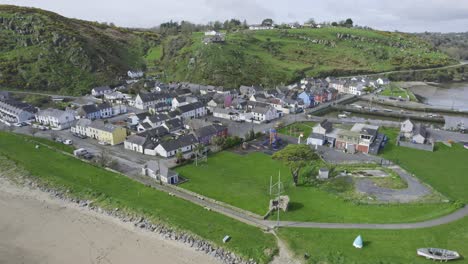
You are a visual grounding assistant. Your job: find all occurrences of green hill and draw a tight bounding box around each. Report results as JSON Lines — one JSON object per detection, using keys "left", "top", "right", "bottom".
{"left": 156, "top": 28, "right": 455, "bottom": 88}
{"left": 0, "top": 5, "right": 457, "bottom": 94}
{"left": 0, "top": 5, "right": 160, "bottom": 95}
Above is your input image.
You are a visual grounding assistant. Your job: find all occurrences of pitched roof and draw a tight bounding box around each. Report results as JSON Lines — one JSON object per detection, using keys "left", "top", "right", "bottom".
{"left": 138, "top": 92, "right": 172, "bottom": 103}
{"left": 88, "top": 120, "right": 123, "bottom": 133}
{"left": 164, "top": 118, "right": 183, "bottom": 130}
{"left": 194, "top": 124, "right": 226, "bottom": 139}
{"left": 158, "top": 134, "right": 198, "bottom": 152}
{"left": 92, "top": 86, "right": 111, "bottom": 92}
{"left": 145, "top": 160, "right": 178, "bottom": 178}
{"left": 177, "top": 102, "right": 204, "bottom": 113}
{"left": 318, "top": 119, "right": 333, "bottom": 132}
{"left": 413, "top": 124, "right": 427, "bottom": 137}
{"left": 37, "top": 108, "right": 72, "bottom": 119}
{"left": 146, "top": 113, "right": 170, "bottom": 124}
{"left": 126, "top": 134, "right": 147, "bottom": 145}
{"left": 140, "top": 126, "right": 169, "bottom": 139}
{"left": 81, "top": 104, "right": 99, "bottom": 114}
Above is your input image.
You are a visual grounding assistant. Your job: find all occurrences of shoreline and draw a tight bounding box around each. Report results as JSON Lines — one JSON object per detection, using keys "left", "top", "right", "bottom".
{"left": 0, "top": 176, "right": 222, "bottom": 264}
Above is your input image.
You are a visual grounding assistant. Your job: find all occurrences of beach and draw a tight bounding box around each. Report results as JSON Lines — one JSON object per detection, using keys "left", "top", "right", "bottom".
{"left": 0, "top": 177, "right": 220, "bottom": 264}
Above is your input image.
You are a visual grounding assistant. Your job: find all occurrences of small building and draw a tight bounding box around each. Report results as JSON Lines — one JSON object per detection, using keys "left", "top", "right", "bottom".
{"left": 307, "top": 133, "right": 326, "bottom": 146}
{"left": 127, "top": 70, "right": 144, "bottom": 79}
{"left": 155, "top": 134, "right": 198, "bottom": 158}
{"left": 35, "top": 108, "right": 75, "bottom": 130}
{"left": 412, "top": 125, "right": 428, "bottom": 144}
{"left": 317, "top": 168, "right": 329, "bottom": 179}
{"left": 251, "top": 106, "right": 278, "bottom": 122}
{"left": 400, "top": 119, "right": 415, "bottom": 137}
{"left": 142, "top": 160, "right": 179, "bottom": 184}
{"left": 194, "top": 124, "right": 228, "bottom": 145}
{"left": 176, "top": 102, "right": 207, "bottom": 120}
{"left": 134, "top": 92, "right": 173, "bottom": 110}
{"left": 313, "top": 119, "right": 333, "bottom": 135}
{"left": 91, "top": 86, "right": 112, "bottom": 97}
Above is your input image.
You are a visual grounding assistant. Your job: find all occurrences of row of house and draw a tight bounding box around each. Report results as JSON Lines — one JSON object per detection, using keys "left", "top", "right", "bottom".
{"left": 306, "top": 120, "right": 384, "bottom": 154}
{"left": 0, "top": 98, "right": 36, "bottom": 124}
{"left": 71, "top": 119, "right": 127, "bottom": 145}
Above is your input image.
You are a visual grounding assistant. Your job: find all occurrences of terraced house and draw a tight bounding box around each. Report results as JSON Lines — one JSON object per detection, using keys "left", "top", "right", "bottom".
{"left": 71, "top": 119, "right": 127, "bottom": 145}
{"left": 35, "top": 108, "right": 75, "bottom": 130}
{"left": 134, "top": 92, "right": 173, "bottom": 110}
{"left": 0, "top": 99, "right": 36, "bottom": 124}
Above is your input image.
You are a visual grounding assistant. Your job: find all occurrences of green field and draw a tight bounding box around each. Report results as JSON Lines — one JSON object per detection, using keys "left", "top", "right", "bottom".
{"left": 176, "top": 151, "right": 456, "bottom": 223}
{"left": 275, "top": 128, "right": 468, "bottom": 264}
{"left": 380, "top": 83, "right": 417, "bottom": 101}
{"left": 380, "top": 128, "right": 468, "bottom": 202}
{"left": 277, "top": 122, "right": 316, "bottom": 138}
{"left": 0, "top": 131, "right": 277, "bottom": 263}
{"left": 278, "top": 216, "right": 468, "bottom": 264}
{"left": 160, "top": 27, "right": 454, "bottom": 88}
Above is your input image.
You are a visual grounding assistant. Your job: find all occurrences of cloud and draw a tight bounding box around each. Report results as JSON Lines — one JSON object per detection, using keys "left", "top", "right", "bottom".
{"left": 0, "top": 0, "right": 467, "bottom": 32}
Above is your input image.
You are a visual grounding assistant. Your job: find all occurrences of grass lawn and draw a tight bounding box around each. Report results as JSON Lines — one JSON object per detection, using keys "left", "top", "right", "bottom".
{"left": 277, "top": 122, "right": 316, "bottom": 139}
{"left": 0, "top": 132, "right": 277, "bottom": 263}
{"left": 380, "top": 128, "right": 468, "bottom": 203}
{"left": 380, "top": 83, "right": 417, "bottom": 101}
{"left": 278, "top": 216, "right": 468, "bottom": 264}
{"left": 176, "top": 151, "right": 456, "bottom": 223}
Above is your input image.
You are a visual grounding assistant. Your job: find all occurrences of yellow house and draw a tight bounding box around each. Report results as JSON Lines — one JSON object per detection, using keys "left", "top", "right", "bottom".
{"left": 87, "top": 120, "right": 127, "bottom": 145}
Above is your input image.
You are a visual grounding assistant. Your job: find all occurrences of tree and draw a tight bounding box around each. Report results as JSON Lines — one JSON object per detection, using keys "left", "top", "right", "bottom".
{"left": 306, "top": 18, "right": 316, "bottom": 26}
{"left": 213, "top": 21, "right": 222, "bottom": 31}
{"left": 345, "top": 18, "right": 353, "bottom": 27}
{"left": 272, "top": 144, "right": 318, "bottom": 186}
{"left": 95, "top": 148, "right": 114, "bottom": 167}
{"left": 175, "top": 150, "right": 184, "bottom": 164}
{"left": 331, "top": 22, "right": 338, "bottom": 27}
{"left": 261, "top": 18, "right": 274, "bottom": 26}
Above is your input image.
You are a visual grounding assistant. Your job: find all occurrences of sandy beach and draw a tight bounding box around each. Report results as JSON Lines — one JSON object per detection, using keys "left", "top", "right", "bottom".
{"left": 0, "top": 177, "right": 220, "bottom": 264}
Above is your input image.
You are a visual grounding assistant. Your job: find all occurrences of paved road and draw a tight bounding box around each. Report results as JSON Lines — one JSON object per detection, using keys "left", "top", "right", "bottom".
{"left": 2, "top": 90, "right": 78, "bottom": 99}
{"left": 267, "top": 205, "right": 468, "bottom": 229}
{"left": 355, "top": 165, "right": 432, "bottom": 203}
{"left": 340, "top": 61, "right": 468, "bottom": 78}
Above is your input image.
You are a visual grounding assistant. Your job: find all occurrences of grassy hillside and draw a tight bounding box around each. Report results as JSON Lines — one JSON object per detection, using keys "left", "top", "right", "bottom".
{"left": 0, "top": 5, "right": 160, "bottom": 95}
{"left": 157, "top": 28, "right": 455, "bottom": 88}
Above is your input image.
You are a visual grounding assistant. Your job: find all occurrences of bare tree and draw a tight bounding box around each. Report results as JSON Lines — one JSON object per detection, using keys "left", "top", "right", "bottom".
{"left": 95, "top": 148, "right": 112, "bottom": 167}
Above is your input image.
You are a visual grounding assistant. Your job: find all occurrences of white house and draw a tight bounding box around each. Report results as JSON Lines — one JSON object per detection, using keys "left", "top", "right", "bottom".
{"left": 251, "top": 106, "right": 278, "bottom": 122}
{"left": 35, "top": 108, "right": 75, "bottom": 130}
{"left": 155, "top": 134, "right": 198, "bottom": 158}
{"left": 127, "top": 70, "right": 144, "bottom": 79}
{"left": 377, "top": 78, "right": 390, "bottom": 85}
{"left": 134, "top": 93, "right": 173, "bottom": 110}
{"left": 0, "top": 99, "right": 36, "bottom": 124}
{"left": 171, "top": 97, "right": 189, "bottom": 109}
{"left": 91, "top": 86, "right": 112, "bottom": 97}
{"left": 204, "top": 30, "right": 218, "bottom": 36}
{"left": 141, "top": 160, "right": 179, "bottom": 184}
{"left": 249, "top": 25, "right": 274, "bottom": 30}
{"left": 176, "top": 102, "right": 207, "bottom": 119}
{"left": 400, "top": 119, "right": 415, "bottom": 138}
{"left": 124, "top": 134, "right": 146, "bottom": 154}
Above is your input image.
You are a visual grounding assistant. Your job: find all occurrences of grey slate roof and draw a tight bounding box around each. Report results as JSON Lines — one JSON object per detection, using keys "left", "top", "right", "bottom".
{"left": 319, "top": 119, "right": 333, "bottom": 132}
{"left": 126, "top": 134, "right": 147, "bottom": 145}
{"left": 159, "top": 134, "right": 198, "bottom": 152}
{"left": 194, "top": 124, "right": 226, "bottom": 139}
{"left": 177, "top": 102, "right": 204, "bottom": 113}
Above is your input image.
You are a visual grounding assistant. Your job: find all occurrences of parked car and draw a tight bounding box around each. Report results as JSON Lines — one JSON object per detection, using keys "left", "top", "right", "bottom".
{"left": 98, "top": 141, "right": 109, "bottom": 145}
{"left": 73, "top": 148, "right": 88, "bottom": 157}
{"left": 63, "top": 139, "right": 73, "bottom": 145}
{"left": 72, "top": 133, "right": 87, "bottom": 139}
{"left": 83, "top": 153, "right": 94, "bottom": 160}
{"left": 55, "top": 137, "right": 63, "bottom": 143}
{"left": 14, "top": 122, "right": 27, "bottom": 127}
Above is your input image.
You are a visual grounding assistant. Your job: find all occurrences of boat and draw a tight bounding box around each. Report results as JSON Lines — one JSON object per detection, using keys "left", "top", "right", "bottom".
{"left": 417, "top": 248, "right": 460, "bottom": 261}
{"left": 338, "top": 114, "right": 348, "bottom": 118}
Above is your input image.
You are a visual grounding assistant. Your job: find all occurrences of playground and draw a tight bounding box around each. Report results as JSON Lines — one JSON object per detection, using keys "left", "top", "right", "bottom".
{"left": 233, "top": 128, "right": 287, "bottom": 155}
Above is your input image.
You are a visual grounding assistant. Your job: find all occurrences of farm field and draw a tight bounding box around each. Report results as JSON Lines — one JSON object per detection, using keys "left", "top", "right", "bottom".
{"left": 176, "top": 151, "right": 456, "bottom": 223}
{"left": 0, "top": 131, "right": 277, "bottom": 263}
{"left": 278, "top": 216, "right": 468, "bottom": 264}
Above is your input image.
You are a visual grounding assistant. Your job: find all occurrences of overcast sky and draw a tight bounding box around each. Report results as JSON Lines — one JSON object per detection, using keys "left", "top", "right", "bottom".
{"left": 2, "top": 0, "right": 468, "bottom": 32}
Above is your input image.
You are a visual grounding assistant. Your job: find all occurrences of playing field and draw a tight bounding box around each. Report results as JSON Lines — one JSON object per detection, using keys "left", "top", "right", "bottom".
{"left": 176, "top": 151, "right": 456, "bottom": 223}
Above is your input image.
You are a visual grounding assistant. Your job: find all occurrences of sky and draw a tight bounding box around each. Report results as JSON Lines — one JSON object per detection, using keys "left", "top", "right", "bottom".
{"left": 1, "top": 0, "right": 468, "bottom": 32}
